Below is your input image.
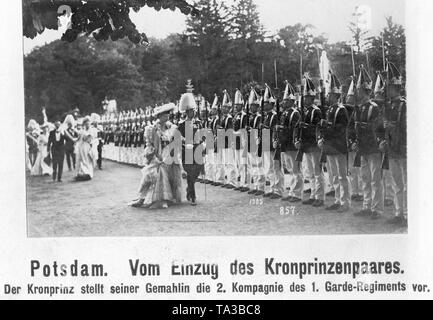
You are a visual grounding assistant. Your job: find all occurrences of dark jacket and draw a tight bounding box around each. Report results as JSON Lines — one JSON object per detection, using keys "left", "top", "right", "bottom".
{"left": 65, "top": 128, "right": 77, "bottom": 152}
{"left": 178, "top": 119, "right": 204, "bottom": 165}
{"left": 295, "top": 105, "right": 322, "bottom": 153}
{"left": 347, "top": 101, "right": 384, "bottom": 155}
{"left": 386, "top": 98, "right": 406, "bottom": 159}
{"left": 48, "top": 130, "right": 67, "bottom": 155}
{"left": 278, "top": 108, "right": 300, "bottom": 152}
{"left": 233, "top": 112, "right": 244, "bottom": 150}
{"left": 319, "top": 103, "right": 349, "bottom": 155}
{"left": 263, "top": 111, "right": 279, "bottom": 152}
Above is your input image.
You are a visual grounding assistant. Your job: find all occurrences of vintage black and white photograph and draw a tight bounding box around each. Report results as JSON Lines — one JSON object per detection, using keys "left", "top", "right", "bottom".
{"left": 23, "top": 0, "right": 407, "bottom": 237}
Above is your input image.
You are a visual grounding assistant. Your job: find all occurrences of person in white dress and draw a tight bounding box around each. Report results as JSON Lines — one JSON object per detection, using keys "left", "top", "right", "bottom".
{"left": 31, "top": 124, "right": 53, "bottom": 177}
{"left": 74, "top": 117, "right": 98, "bottom": 181}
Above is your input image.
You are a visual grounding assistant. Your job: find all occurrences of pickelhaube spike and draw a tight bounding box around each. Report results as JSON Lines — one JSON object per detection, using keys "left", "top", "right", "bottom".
{"left": 283, "top": 80, "right": 296, "bottom": 101}
{"left": 222, "top": 90, "right": 232, "bottom": 107}
{"left": 374, "top": 71, "right": 386, "bottom": 97}
{"left": 329, "top": 71, "right": 342, "bottom": 94}
{"left": 386, "top": 60, "right": 403, "bottom": 86}
{"left": 303, "top": 74, "right": 317, "bottom": 96}
{"left": 263, "top": 84, "right": 275, "bottom": 103}
{"left": 248, "top": 87, "right": 260, "bottom": 106}
{"left": 211, "top": 93, "right": 219, "bottom": 110}
{"left": 356, "top": 64, "right": 373, "bottom": 90}
{"left": 346, "top": 76, "right": 355, "bottom": 97}
{"left": 234, "top": 89, "right": 244, "bottom": 105}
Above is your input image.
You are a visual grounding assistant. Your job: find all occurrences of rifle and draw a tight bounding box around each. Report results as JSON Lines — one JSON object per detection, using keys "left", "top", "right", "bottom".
{"left": 381, "top": 62, "right": 390, "bottom": 171}
{"left": 273, "top": 98, "right": 282, "bottom": 162}
{"left": 205, "top": 101, "right": 209, "bottom": 129}
{"left": 319, "top": 79, "right": 327, "bottom": 164}
{"left": 352, "top": 52, "right": 362, "bottom": 168}
{"left": 295, "top": 83, "right": 305, "bottom": 162}
{"left": 257, "top": 90, "right": 265, "bottom": 157}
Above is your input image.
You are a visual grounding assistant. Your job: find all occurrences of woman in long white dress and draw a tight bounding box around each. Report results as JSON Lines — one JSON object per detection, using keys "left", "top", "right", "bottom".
{"left": 129, "top": 104, "right": 182, "bottom": 209}
{"left": 31, "top": 124, "right": 53, "bottom": 177}
{"left": 74, "top": 117, "right": 98, "bottom": 181}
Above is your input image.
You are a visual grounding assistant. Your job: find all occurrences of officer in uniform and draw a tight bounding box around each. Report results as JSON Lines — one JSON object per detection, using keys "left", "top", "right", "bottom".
{"left": 372, "top": 72, "right": 395, "bottom": 208}
{"left": 201, "top": 99, "right": 215, "bottom": 185}
{"left": 277, "top": 81, "right": 303, "bottom": 203}
{"left": 262, "top": 84, "right": 284, "bottom": 199}
{"left": 240, "top": 99, "right": 251, "bottom": 193}
{"left": 295, "top": 75, "right": 325, "bottom": 207}
{"left": 317, "top": 71, "right": 350, "bottom": 212}
{"left": 211, "top": 94, "right": 225, "bottom": 186}
{"left": 232, "top": 89, "right": 249, "bottom": 192}
{"left": 120, "top": 112, "right": 127, "bottom": 163}
{"left": 382, "top": 61, "right": 407, "bottom": 226}
{"left": 345, "top": 78, "right": 364, "bottom": 203}
{"left": 219, "top": 90, "right": 237, "bottom": 189}
{"left": 350, "top": 65, "right": 385, "bottom": 219}
{"left": 178, "top": 92, "right": 204, "bottom": 206}
{"left": 246, "top": 88, "right": 265, "bottom": 196}
{"left": 113, "top": 115, "right": 120, "bottom": 162}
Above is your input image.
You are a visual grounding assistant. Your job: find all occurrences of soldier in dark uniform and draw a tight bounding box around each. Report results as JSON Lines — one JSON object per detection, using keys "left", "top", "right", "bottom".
{"left": 345, "top": 78, "right": 364, "bottom": 203}
{"left": 246, "top": 88, "right": 265, "bottom": 196}
{"left": 295, "top": 75, "right": 325, "bottom": 207}
{"left": 197, "top": 97, "right": 210, "bottom": 183}
{"left": 239, "top": 99, "right": 251, "bottom": 192}
{"left": 219, "top": 90, "right": 237, "bottom": 189}
{"left": 317, "top": 71, "right": 350, "bottom": 212}
{"left": 382, "top": 61, "right": 407, "bottom": 226}
{"left": 277, "top": 81, "right": 303, "bottom": 203}
{"left": 210, "top": 94, "right": 225, "bottom": 187}
{"left": 232, "top": 89, "right": 249, "bottom": 192}
{"left": 349, "top": 65, "right": 385, "bottom": 219}
{"left": 178, "top": 92, "right": 204, "bottom": 206}
{"left": 119, "top": 114, "right": 127, "bottom": 163}
{"left": 261, "top": 85, "right": 284, "bottom": 199}
{"left": 207, "top": 96, "right": 220, "bottom": 186}
{"left": 96, "top": 118, "right": 104, "bottom": 170}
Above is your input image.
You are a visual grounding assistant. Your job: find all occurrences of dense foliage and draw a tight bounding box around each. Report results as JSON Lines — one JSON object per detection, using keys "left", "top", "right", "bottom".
{"left": 23, "top": 0, "right": 199, "bottom": 44}
{"left": 24, "top": 0, "right": 406, "bottom": 123}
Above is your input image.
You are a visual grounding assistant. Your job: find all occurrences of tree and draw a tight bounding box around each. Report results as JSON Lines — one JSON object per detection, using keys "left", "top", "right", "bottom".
{"left": 348, "top": 6, "right": 370, "bottom": 54}
{"left": 23, "top": 0, "right": 199, "bottom": 44}
{"left": 276, "top": 24, "right": 328, "bottom": 86}
{"left": 182, "top": 0, "right": 232, "bottom": 99}
{"left": 367, "top": 17, "right": 406, "bottom": 77}
{"left": 228, "top": 0, "right": 264, "bottom": 41}
{"left": 24, "top": 36, "right": 148, "bottom": 122}
{"left": 226, "top": 0, "right": 265, "bottom": 89}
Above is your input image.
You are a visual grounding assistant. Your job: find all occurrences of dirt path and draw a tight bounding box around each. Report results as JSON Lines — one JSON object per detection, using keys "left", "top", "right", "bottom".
{"left": 26, "top": 161, "right": 406, "bottom": 237}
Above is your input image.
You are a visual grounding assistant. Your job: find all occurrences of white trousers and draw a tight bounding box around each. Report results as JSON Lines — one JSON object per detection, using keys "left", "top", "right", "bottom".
{"left": 281, "top": 151, "right": 304, "bottom": 199}
{"left": 304, "top": 151, "right": 325, "bottom": 200}
{"left": 348, "top": 152, "right": 362, "bottom": 196}
{"left": 383, "top": 170, "right": 395, "bottom": 201}
{"left": 234, "top": 149, "right": 247, "bottom": 188}
{"left": 263, "top": 150, "right": 284, "bottom": 195}
{"left": 360, "top": 153, "right": 384, "bottom": 213}
{"left": 248, "top": 153, "right": 265, "bottom": 191}
{"left": 327, "top": 154, "right": 349, "bottom": 207}
{"left": 205, "top": 150, "right": 215, "bottom": 181}
{"left": 389, "top": 158, "right": 407, "bottom": 217}
{"left": 222, "top": 148, "right": 237, "bottom": 186}
{"left": 215, "top": 149, "right": 225, "bottom": 183}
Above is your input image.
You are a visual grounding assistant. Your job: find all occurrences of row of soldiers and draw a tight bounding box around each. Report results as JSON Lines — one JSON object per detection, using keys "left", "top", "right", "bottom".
{"left": 98, "top": 61, "right": 406, "bottom": 227}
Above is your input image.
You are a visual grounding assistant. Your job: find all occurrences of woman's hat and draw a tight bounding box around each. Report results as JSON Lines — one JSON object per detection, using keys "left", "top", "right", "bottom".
{"left": 153, "top": 103, "right": 176, "bottom": 117}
